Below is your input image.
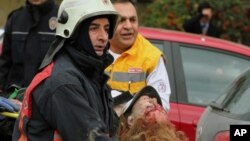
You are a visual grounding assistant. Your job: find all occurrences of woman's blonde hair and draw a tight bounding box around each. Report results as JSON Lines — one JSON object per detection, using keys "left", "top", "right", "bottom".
{"left": 118, "top": 112, "right": 188, "bottom": 141}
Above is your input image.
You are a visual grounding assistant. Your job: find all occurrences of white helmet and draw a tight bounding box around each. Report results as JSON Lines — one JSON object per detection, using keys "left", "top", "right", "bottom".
{"left": 56, "top": 0, "right": 118, "bottom": 38}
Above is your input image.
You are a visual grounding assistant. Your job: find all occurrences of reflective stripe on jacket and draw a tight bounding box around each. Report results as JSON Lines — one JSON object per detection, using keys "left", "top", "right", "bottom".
{"left": 106, "top": 34, "right": 162, "bottom": 94}
{"left": 0, "top": 3, "right": 58, "bottom": 90}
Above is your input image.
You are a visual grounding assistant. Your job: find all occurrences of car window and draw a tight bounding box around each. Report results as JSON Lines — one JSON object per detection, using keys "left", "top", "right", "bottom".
{"left": 225, "top": 74, "right": 250, "bottom": 115}
{"left": 179, "top": 46, "right": 250, "bottom": 106}
{"left": 150, "top": 41, "right": 164, "bottom": 51}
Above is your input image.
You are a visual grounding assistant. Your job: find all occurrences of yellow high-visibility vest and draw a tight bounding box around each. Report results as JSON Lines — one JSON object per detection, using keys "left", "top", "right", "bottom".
{"left": 106, "top": 34, "right": 162, "bottom": 94}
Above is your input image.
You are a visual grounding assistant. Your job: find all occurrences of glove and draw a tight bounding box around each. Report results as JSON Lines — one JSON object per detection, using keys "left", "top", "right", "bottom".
{"left": 0, "top": 96, "right": 19, "bottom": 120}
{"left": 0, "top": 96, "right": 19, "bottom": 112}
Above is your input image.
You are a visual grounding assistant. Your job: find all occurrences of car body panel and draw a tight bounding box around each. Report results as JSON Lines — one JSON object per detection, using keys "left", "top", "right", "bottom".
{"left": 139, "top": 27, "right": 250, "bottom": 57}
{"left": 139, "top": 27, "right": 250, "bottom": 141}
{"left": 196, "top": 68, "right": 250, "bottom": 141}
{"left": 197, "top": 103, "right": 250, "bottom": 141}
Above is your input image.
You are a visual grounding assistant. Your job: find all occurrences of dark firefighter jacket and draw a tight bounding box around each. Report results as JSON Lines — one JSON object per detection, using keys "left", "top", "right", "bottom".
{"left": 0, "top": 0, "right": 58, "bottom": 91}
{"left": 13, "top": 44, "right": 117, "bottom": 141}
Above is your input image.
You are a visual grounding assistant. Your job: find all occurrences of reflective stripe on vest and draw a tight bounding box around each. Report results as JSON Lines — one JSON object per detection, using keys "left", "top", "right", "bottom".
{"left": 18, "top": 62, "right": 62, "bottom": 141}
{"left": 112, "top": 72, "right": 146, "bottom": 82}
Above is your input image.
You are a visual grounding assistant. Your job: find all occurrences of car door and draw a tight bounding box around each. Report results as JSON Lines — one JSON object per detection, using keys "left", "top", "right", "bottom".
{"left": 149, "top": 39, "right": 250, "bottom": 141}
{"left": 148, "top": 39, "right": 182, "bottom": 128}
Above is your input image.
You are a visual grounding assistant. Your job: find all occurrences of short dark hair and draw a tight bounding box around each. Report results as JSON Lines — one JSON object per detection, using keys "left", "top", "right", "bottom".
{"left": 198, "top": 2, "right": 212, "bottom": 13}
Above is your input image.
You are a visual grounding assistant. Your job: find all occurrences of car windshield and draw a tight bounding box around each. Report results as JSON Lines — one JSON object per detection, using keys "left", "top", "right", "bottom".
{"left": 222, "top": 68, "right": 250, "bottom": 115}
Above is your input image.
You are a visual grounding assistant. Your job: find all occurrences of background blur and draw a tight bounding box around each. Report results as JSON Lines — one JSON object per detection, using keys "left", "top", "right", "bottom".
{"left": 1, "top": 0, "right": 250, "bottom": 46}
{"left": 0, "top": 0, "right": 61, "bottom": 27}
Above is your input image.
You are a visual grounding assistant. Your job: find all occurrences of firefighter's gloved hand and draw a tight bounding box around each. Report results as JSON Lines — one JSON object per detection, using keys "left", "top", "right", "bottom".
{"left": 0, "top": 96, "right": 19, "bottom": 113}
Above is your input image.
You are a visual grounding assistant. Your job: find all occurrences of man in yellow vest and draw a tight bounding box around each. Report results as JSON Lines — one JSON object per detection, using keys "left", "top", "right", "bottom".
{"left": 106, "top": 0, "right": 171, "bottom": 115}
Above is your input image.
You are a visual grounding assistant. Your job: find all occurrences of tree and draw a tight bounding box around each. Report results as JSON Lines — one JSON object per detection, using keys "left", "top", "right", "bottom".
{"left": 141, "top": 0, "right": 250, "bottom": 44}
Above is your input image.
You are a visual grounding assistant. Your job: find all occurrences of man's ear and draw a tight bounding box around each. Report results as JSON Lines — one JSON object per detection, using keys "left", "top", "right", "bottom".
{"left": 127, "top": 115, "right": 134, "bottom": 128}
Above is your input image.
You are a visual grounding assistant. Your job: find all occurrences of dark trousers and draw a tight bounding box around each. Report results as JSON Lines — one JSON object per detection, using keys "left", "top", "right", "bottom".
{"left": 0, "top": 118, "right": 15, "bottom": 141}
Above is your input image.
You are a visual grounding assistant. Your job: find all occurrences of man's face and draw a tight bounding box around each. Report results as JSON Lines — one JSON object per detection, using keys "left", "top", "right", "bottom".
{"left": 89, "top": 18, "right": 110, "bottom": 56}
{"left": 201, "top": 8, "right": 212, "bottom": 23}
{"left": 28, "top": 0, "right": 47, "bottom": 5}
{"left": 109, "top": 2, "right": 139, "bottom": 54}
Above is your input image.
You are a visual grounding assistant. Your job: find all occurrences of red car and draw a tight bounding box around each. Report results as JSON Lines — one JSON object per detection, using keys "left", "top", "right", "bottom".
{"left": 139, "top": 27, "right": 250, "bottom": 141}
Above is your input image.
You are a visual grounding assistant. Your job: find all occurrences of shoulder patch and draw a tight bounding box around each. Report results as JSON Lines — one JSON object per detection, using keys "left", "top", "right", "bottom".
{"left": 49, "top": 17, "right": 57, "bottom": 30}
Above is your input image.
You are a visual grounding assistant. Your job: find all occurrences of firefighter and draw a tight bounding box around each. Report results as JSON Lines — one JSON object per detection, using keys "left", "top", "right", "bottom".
{"left": 13, "top": 0, "right": 118, "bottom": 140}
{"left": 0, "top": 0, "right": 58, "bottom": 140}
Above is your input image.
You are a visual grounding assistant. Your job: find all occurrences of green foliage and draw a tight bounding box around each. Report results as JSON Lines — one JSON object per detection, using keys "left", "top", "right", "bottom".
{"left": 141, "top": 0, "right": 250, "bottom": 43}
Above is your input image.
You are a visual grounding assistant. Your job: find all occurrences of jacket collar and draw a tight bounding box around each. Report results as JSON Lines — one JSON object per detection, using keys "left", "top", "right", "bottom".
{"left": 65, "top": 44, "right": 113, "bottom": 80}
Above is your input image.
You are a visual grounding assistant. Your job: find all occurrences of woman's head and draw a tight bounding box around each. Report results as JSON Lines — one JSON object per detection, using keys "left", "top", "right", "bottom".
{"left": 123, "top": 86, "right": 162, "bottom": 116}
{"left": 118, "top": 104, "right": 188, "bottom": 141}
{"left": 122, "top": 86, "right": 165, "bottom": 128}
{"left": 127, "top": 95, "right": 161, "bottom": 125}
{"left": 118, "top": 86, "right": 188, "bottom": 141}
